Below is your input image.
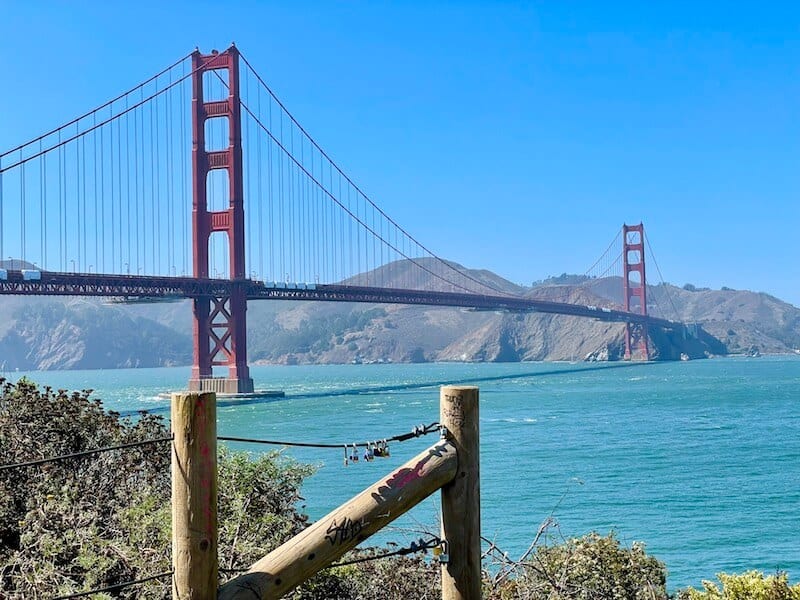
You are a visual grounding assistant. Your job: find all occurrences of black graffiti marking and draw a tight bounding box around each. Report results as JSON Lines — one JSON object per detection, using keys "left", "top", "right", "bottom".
{"left": 325, "top": 517, "right": 365, "bottom": 546}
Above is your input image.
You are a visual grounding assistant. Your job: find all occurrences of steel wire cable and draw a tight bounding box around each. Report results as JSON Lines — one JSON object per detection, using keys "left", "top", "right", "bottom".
{"left": 51, "top": 570, "right": 173, "bottom": 600}
{"left": 237, "top": 97, "right": 486, "bottom": 296}
{"left": 0, "top": 436, "right": 173, "bottom": 471}
{"left": 0, "top": 52, "right": 192, "bottom": 161}
{"left": 595, "top": 251, "right": 623, "bottom": 280}
{"left": 235, "top": 54, "right": 512, "bottom": 296}
{"left": 219, "top": 535, "right": 442, "bottom": 574}
{"left": 645, "top": 235, "right": 681, "bottom": 321}
{"left": 329, "top": 536, "right": 442, "bottom": 568}
{"left": 583, "top": 230, "right": 622, "bottom": 278}
{"left": 218, "top": 421, "right": 441, "bottom": 449}
{"left": 0, "top": 52, "right": 228, "bottom": 174}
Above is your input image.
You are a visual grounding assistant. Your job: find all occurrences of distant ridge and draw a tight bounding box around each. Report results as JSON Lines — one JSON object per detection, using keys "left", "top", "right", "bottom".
{"left": 1, "top": 259, "right": 797, "bottom": 370}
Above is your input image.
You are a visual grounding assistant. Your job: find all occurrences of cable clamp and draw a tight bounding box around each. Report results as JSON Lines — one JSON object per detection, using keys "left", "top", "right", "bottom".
{"left": 433, "top": 539, "right": 449, "bottom": 564}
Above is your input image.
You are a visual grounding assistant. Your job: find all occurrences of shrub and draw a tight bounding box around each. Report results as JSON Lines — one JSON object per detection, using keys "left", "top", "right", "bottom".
{"left": 0, "top": 377, "right": 312, "bottom": 599}
{"left": 494, "top": 531, "right": 669, "bottom": 600}
{"left": 0, "top": 378, "right": 678, "bottom": 600}
{"left": 678, "top": 571, "right": 800, "bottom": 600}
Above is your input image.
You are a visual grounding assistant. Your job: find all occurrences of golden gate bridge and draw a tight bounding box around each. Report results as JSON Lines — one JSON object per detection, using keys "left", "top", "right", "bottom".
{"left": 0, "top": 45, "right": 681, "bottom": 394}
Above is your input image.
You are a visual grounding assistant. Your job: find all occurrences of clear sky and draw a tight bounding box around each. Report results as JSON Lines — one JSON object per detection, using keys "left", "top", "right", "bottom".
{"left": 1, "top": 2, "right": 798, "bottom": 305}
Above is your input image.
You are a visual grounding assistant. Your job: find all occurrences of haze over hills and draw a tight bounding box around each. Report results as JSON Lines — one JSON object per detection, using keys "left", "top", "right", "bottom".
{"left": 0, "top": 259, "right": 797, "bottom": 370}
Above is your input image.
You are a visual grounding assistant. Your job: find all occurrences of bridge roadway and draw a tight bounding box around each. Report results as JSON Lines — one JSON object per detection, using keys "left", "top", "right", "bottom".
{"left": 0, "top": 270, "right": 681, "bottom": 330}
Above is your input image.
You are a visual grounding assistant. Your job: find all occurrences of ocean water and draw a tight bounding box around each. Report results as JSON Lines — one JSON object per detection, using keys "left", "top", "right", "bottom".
{"left": 7, "top": 357, "right": 799, "bottom": 591}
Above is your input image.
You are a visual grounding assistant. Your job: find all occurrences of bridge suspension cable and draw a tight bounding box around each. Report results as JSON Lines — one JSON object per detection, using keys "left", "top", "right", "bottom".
{"left": 1, "top": 46, "right": 519, "bottom": 295}
{"left": 583, "top": 229, "right": 623, "bottom": 281}
{"left": 236, "top": 51, "right": 511, "bottom": 296}
{"left": 0, "top": 52, "right": 192, "bottom": 163}
{"left": 0, "top": 52, "right": 227, "bottom": 277}
{"left": 645, "top": 235, "right": 681, "bottom": 321}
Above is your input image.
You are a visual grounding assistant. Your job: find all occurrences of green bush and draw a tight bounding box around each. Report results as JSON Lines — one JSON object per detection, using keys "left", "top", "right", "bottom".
{"left": 0, "top": 377, "right": 312, "bottom": 599}
{"left": 493, "top": 531, "right": 669, "bottom": 600}
{"left": 11, "top": 377, "right": 789, "bottom": 600}
{"left": 678, "top": 571, "right": 800, "bottom": 600}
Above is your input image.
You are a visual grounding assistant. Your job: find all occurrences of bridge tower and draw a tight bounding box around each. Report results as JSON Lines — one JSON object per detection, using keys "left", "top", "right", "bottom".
{"left": 188, "top": 46, "right": 254, "bottom": 394}
{"left": 622, "top": 223, "right": 649, "bottom": 361}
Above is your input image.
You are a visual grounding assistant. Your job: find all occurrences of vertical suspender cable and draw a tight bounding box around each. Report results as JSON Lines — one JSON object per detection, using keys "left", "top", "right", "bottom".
{"left": 81, "top": 133, "right": 86, "bottom": 270}
{"left": 288, "top": 124, "right": 295, "bottom": 282}
{"left": 328, "top": 161, "right": 333, "bottom": 282}
{"left": 300, "top": 135, "right": 305, "bottom": 282}
{"left": 74, "top": 129, "right": 80, "bottom": 270}
{"left": 40, "top": 141, "right": 46, "bottom": 269}
{"left": 264, "top": 83, "right": 270, "bottom": 281}
{"left": 93, "top": 114, "right": 98, "bottom": 271}
{"left": 181, "top": 62, "right": 188, "bottom": 275}
{"left": 140, "top": 88, "right": 146, "bottom": 273}
{"left": 58, "top": 133, "right": 63, "bottom": 271}
{"left": 310, "top": 148, "right": 316, "bottom": 281}
{"left": 110, "top": 109, "right": 116, "bottom": 272}
{"left": 75, "top": 129, "right": 80, "bottom": 270}
{"left": 125, "top": 99, "right": 131, "bottom": 271}
{"left": 168, "top": 67, "right": 175, "bottom": 275}
{"left": 279, "top": 110, "right": 284, "bottom": 281}
{"left": 20, "top": 151, "right": 25, "bottom": 264}
{"left": 245, "top": 68, "right": 253, "bottom": 278}
{"left": 133, "top": 95, "right": 140, "bottom": 273}
{"left": 154, "top": 76, "right": 160, "bottom": 274}
{"left": 100, "top": 117, "right": 105, "bottom": 273}
{"left": 337, "top": 173, "right": 345, "bottom": 281}
{"left": 347, "top": 181, "right": 353, "bottom": 281}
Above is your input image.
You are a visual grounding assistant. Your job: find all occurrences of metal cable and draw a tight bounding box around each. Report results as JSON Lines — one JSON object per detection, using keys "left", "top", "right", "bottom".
{"left": 219, "top": 536, "right": 442, "bottom": 575}
{"left": 0, "top": 436, "right": 173, "bottom": 472}
{"left": 0, "top": 52, "right": 228, "bottom": 174}
{"left": 594, "top": 250, "right": 623, "bottom": 280}
{"left": 583, "top": 230, "right": 622, "bottom": 277}
{"left": 328, "top": 536, "right": 442, "bottom": 568}
{"left": 0, "top": 52, "right": 191, "bottom": 160}
{"left": 229, "top": 56, "right": 512, "bottom": 297}
{"left": 645, "top": 235, "right": 681, "bottom": 321}
{"left": 218, "top": 422, "right": 440, "bottom": 449}
{"left": 236, "top": 97, "right": 483, "bottom": 296}
{"left": 51, "top": 570, "right": 173, "bottom": 599}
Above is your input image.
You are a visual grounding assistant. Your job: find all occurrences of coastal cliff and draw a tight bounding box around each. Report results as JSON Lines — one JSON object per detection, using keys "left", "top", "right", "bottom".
{"left": 1, "top": 263, "right": 797, "bottom": 370}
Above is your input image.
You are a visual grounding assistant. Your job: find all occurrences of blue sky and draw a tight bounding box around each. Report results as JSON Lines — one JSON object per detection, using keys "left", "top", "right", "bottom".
{"left": 1, "top": 2, "right": 798, "bottom": 305}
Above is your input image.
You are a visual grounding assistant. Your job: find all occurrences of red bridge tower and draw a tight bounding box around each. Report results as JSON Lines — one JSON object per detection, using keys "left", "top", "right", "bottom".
{"left": 188, "top": 47, "right": 254, "bottom": 394}
{"left": 622, "top": 223, "right": 650, "bottom": 361}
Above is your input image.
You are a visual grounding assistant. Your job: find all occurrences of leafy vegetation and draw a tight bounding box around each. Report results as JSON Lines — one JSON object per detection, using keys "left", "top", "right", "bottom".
{"left": 678, "top": 571, "right": 800, "bottom": 600}
{"left": 249, "top": 307, "right": 387, "bottom": 360}
{"left": 2, "top": 378, "right": 797, "bottom": 599}
{"left": 0, "top": 377, "right": 311, "bottom": 598}
{"left": 484, "top": 531, "right": 669, "bottom": 600}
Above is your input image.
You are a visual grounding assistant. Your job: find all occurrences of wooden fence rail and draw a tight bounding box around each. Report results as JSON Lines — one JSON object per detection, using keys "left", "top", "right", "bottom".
{"left": 170, "top": 385, "right": 480, "bottom": 600}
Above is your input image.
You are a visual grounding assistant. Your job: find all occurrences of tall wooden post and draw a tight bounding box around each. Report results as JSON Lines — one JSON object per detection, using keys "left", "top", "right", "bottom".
{"left": 440, "top": 385, "right": 481, "bottom": 600}
{"left": 172, "top": 391, "right": 218, "bottom": 599}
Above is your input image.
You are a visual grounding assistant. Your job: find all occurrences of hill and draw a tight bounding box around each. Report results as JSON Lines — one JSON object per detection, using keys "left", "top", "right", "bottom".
{"left": 1, "top": 260, "right": 797, "bottom": 370}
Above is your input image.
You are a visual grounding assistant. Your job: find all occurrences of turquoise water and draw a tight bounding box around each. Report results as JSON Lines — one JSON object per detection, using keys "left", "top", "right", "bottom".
{"left": 7, "top": 357, "right": 799, "bottom": 590}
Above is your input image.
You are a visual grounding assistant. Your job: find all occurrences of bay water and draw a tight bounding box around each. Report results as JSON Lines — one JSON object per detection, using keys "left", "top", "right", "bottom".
{"left": 7, "top": 356, "right": 799, "bottom": 591}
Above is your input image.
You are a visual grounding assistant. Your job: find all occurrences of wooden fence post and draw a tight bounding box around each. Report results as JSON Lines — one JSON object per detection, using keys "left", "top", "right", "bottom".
{"left": 440, "top": 385, "right": 481, "bottom": 600}
{"left": 172, "top": 391, "right": 218, "bottom": 599}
